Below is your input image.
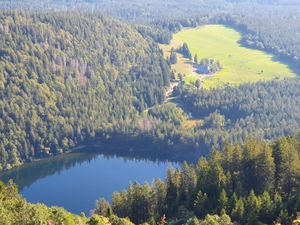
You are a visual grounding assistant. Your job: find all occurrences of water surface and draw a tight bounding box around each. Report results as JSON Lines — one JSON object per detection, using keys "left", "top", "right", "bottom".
{"left": 0, "top": 151, "right": 179, "bottom": 214}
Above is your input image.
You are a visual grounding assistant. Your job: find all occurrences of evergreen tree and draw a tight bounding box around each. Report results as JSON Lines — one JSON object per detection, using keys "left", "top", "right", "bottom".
{"left": 194, "top": 191, "right": 209, "bottom": 218}
{"left": 180, "top": 161, "right": 197, "bottom": 208}
{"left": 179, "top": 43, "right": 192, "bottom": 59}
{"left": 231, "top": 198, "right": 245, "bottom": 223}
{"left": 218, "top": 189, "right": 228, "bottom": 214}
{"left": 166, "top": 169, "right": 181, "bottom": 215}
{"left": 169, "top": 48, "right": 177, "bottom": 64}
{"left": 245, "top": 190, "right": 261, "bottom": 225}
{"left": 259, "top": 191, "right": 273, "bottom": 224}
{"left": 273, "top": 137, "right": 300, "bottom": 195}
{"left": 93, "top": 198, "right": 113, "bottom": 217}
{"left": 255, "top": 144, "right": 275, "bottom": 194}
{"left": 194, "top": 54, "right": 198, "bottom": 65}
{"left": 195, "top": 79, "right": 201, "bottom": 89}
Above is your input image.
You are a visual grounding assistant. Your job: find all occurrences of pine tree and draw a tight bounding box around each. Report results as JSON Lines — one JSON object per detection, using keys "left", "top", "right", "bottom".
{"left": 185, "top": 217, "right": 201, "bottom": 225}
{"left": 231, "top": 198, "right": 245, "bottom": 223}
{"left": 273, "top": 192, "right": 283, "bottom": 216}
{"left": 277, "top": 209, "right": 290, "bottom": 225}
{"left": 194, "top": 191, "right": 209, "bottom": 218}
{"left": 255, "top": 143, "right": 275, "bottom": 194}
{"left": 195, "top": 79, "right": 201, "bottom": 89}
{"left": 180, "top": 43, "right": 192, "bottom": 59}
{"left": 166, "top": 169, "right": 181, "bottom": 214}
{"left": 259, "top": 191, "right": 273, "bottom": 224}
{"left": 180, "top": 161, "right": 197, "bottom": 207}
{"left": 194, "top": 54, "right": 198, "bottom": 65}
{"left": 218, "top": 189, "right": 229, "bottom": 214}
{"left": 245, "top": 190, "right": 261, "bottom": 225}
{"left": 93, "top": 198, "right": 113, "bottom": 217}
{"left": 152, "top": 179, "right": 167, "bottom": 215}
{"left": 169, "top": 48, "right": 177, "bottom": 64}
{"left": 273, "top": 137, "right": 300, "bottom": 195}
{"left": 229, "top": 193, "right": 238, "bottom": 213}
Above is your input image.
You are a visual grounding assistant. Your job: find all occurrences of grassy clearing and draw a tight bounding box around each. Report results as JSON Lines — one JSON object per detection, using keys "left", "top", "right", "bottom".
{"left": 161, "top": 25, "right": 296, "bottom": 89}
{"left": 159, "top": 39, "right": 192, "bottom": 78}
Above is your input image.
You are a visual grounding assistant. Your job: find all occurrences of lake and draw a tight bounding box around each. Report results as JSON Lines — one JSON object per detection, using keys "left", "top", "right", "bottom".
{"left": 0, "top": 150, "right": 180, "bottom": 215}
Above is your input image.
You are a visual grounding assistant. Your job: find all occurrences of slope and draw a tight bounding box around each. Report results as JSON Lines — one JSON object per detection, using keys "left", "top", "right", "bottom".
{"left": 0, "top": 12, "right": 170, "bottom": 170}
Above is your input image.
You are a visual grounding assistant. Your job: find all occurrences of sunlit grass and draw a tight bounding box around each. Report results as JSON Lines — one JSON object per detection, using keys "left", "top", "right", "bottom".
{"left": 161, "top": 25, "right": 296, "bottom": 89}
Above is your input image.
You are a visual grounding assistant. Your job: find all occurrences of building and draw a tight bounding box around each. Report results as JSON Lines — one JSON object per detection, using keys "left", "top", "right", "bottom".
{"left": 197, "top": 65, "right": 211, "bottom": 74}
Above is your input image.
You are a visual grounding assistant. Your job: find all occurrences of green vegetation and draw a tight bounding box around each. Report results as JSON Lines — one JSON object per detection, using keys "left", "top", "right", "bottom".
{"left": 1, "top": 135, "right": 300, "bottom": 225}
{"left": 0, "top": 180, "right": 86, "bottom": 224}
{"left": 178, "top": 43, "right": 192, "bottom": 60}
{"left": 0, "top": 12, "right": 170, "bottom": 171}
{"left": 0, "top": 180, "right": 136, "bottom": 225}
{"left": 160, "top": 39, "right": 192, "bottom": 79}
{"left": 129, "top": 79, "right": 300, "bottom": 153}
{"left": 109, "top": 136, "right": 300, "bottom": 225}
{"left": 169, "top": 48, "right": 177, "bottom": 65}
{"left": 166, "top": 25, "right": 296, "bottom": 88}
{"left": 0, "top": 1, "right": 300, "bottom": 225}
{"left": 197, "top": 58, "right": 222, "bottom": 74}
{"left": 1, "top": 11, "right": 300, "bottom": 172}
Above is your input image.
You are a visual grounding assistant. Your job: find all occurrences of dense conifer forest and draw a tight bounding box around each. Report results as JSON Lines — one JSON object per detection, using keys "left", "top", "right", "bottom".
{"left": 0, "top": 12, "right": 170, "bottom": 170}
{"left": 109, "top": 136, "right": 300, "bottom": 225}
{"left": 0, "top": 0, "right": 300, "bottom": 224}
{"left": 0, "top": 1, "right": 300, "bottom": 168}
{"left": 172, "top": 79, "right": 300, "bottom": 147}
{"left": 1, "top": 136, "right": 299, "bottom": 224}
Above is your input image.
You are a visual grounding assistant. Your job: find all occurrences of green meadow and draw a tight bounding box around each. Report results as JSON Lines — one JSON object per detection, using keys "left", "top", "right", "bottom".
{"left": 163, "top": 25, "right": 296, "bottom": 88}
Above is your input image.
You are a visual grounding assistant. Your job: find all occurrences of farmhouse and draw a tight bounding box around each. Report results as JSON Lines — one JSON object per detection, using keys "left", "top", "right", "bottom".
{"left": 197, "top": 64, "right": 211, "bottom": 74}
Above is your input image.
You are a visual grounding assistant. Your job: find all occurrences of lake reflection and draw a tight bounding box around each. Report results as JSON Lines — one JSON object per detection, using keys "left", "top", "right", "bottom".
{"left": 0, "top": 151, "right": 179, "bottom": 215}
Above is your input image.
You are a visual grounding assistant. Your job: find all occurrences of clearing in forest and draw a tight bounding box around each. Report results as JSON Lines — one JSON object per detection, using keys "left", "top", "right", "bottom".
{"left": 160, "top": 25, "right": 296, "bottom": 89}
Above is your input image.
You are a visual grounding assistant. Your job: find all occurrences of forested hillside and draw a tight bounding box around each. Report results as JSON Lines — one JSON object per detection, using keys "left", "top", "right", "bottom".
{"left": 0, "top": 1, "right": 300, "bottom": 225}
{"left": 172, "top": 79, "right": 300, "bottom": 147}
{"left": 2, "top": 135, "right": 299, "bottom": 225}
{"left": 0, "top": 12, "right": 170, "bottom": 170}
{"left": 109, "top": 136, "right": 300, "bottom": 225}
{"left": 120, "top": 79, "right": 300, "bottom": 153}
{"left": 1, "top": 10, "right": 300, "bottom": 171}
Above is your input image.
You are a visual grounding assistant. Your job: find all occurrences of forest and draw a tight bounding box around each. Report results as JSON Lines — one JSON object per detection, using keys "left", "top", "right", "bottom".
{"left": 1, "top": 135, "right": 300, "bottom": 225}
{"left": 0, "top": 11, "right": 170, "bottom": 170}
{"left": 109, "top": 136, "right": 300, "bottom": 225}
{"left": 0, "top": 0, "right": 300, "bottom": 224}
{"left": 172, "top": 79, "right": 300, "bottom": 147}
{"left": 149, "top": 14, "right": 300, "bottom": 70}
{"left": 104, "top": 79, "right": 300, "bottom": 155}
{"left": 0, "top": 2, "right": 300, "bottom": 167}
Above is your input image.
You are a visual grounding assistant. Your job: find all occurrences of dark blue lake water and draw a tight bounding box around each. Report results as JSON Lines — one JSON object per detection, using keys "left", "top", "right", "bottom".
{"left": 0, "top": 151, "right": 179, "bottom": 215}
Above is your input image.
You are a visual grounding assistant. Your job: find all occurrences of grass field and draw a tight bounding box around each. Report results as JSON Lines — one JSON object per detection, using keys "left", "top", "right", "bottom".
{"left": 160, "top": 25, "right": 296, "bottom": 89}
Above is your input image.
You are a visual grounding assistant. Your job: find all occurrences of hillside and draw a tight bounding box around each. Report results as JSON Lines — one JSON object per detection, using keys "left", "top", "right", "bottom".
{"left": 1, "top": 135, "right": 299, "bottom": 225}
{"left": 112, "top": 137, "right": 300, "bottom": 225}
{"left": 110, "top": 136, "right": 300, "bottom": 225}
{"left": 0, "top": 12, "right": 170, "bottom": 170}
{"left": 0, "top": 4, "right": 299, "bottom": 225}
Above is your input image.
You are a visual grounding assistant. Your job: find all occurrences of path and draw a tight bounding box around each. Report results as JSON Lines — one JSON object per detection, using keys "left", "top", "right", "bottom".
{"left": 164, "top": 81, "right": 180, "bottom": 103}
{"left": 144, "top": 81, "right": 180, "bottom": 112}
